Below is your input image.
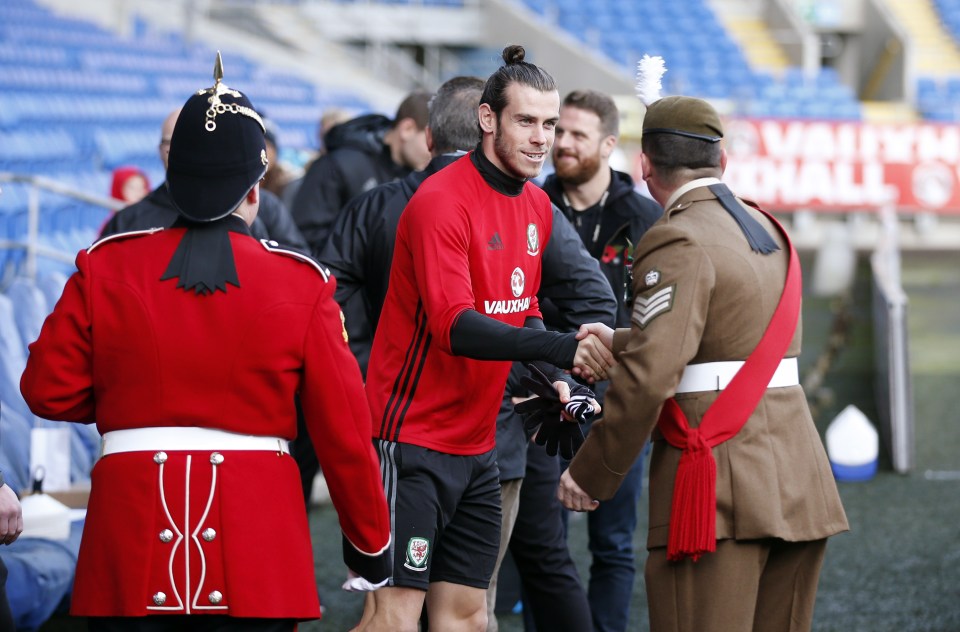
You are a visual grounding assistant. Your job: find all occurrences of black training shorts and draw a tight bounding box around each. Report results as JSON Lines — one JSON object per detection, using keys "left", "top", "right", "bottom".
{"left": 375, "top": 440, "right": 501, "bottom": 590}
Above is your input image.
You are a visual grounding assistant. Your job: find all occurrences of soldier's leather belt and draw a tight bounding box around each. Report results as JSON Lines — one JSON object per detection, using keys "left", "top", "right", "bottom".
{"left": 675, "top": 357, "right": 799, "bottom": 394}
{"left": 101, "top": 426, "right": 290, "bottom": 456}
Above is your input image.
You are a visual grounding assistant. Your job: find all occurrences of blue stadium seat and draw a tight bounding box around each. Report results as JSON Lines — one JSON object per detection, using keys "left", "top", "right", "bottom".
{"left": 6, "top": 276, "right": 47, "bottom": 355}
{"left": 0, "top": 293, "right": 30, "bottom": 421}
{"left": 0, "top": 0, "right": 377, "bottom": 236}
{"left": 518, "top": 0, "right": 861, "bottom": 120}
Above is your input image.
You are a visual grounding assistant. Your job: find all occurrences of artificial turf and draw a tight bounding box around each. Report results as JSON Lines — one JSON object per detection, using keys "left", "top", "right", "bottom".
{"left": 299, "top": 249, "right": 960, "bottom": 632}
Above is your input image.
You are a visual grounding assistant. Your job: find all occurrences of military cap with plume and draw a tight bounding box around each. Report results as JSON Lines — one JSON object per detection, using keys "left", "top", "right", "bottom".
{"left": 635, "top": 54, "right": 724, "bottom": 143}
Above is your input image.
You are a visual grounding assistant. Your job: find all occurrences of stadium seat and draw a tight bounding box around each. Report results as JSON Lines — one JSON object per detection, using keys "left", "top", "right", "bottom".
{"left": 517, "top": 0, "right": 862, "bottom": 121}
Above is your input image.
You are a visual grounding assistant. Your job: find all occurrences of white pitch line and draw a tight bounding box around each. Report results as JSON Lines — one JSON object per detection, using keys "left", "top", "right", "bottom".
{"left": 923, "top": 470, "right": 960, "bottom": 481}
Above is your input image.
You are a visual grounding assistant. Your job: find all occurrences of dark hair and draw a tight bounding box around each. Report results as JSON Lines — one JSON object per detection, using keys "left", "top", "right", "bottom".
{"left": 641, "top": 133, "right": 722, "bottom": 185}
{"left": 480, "top": 45, "right": 557, "bottom": 123}
{"left": 562, "top": 89, "right": 620, "bottom": 138}
{"left": 429, "top": 76, "right": 484, "bottom": 154}
{"left": 394, "top": 91, "right": 432, "bottom": 130}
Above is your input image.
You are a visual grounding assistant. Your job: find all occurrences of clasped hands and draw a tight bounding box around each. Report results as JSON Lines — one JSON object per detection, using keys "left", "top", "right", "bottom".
{"left": 571, "top": 322, "right": 616, "bottom": 383}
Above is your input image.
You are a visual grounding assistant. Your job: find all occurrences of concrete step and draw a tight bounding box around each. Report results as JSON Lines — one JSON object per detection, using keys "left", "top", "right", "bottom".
{"left": 882, "top": 0, "right": 960, "bottom": 75}
{"left": 860, "top": 100, "right": 919, "bottom": 123}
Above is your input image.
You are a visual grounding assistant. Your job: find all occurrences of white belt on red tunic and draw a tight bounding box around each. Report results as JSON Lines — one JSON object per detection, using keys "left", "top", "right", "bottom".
{"left": 101, "top": 426, "right": 290, "bottom": 456}
{"left": 674, "top": 357, "right": 799, "bottom": 394}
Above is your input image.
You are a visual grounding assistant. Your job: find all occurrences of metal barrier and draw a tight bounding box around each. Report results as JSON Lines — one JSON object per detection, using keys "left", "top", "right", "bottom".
{"left": 870, "top": 203, "right": 915, "bottom": 473}
{"left": 0, "top": 172, "right": 122, "bottom": 283}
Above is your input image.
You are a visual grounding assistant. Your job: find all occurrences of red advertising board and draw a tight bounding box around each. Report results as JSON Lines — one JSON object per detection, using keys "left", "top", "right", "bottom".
{"left": 628, "top": 118, "right": 960, "bottom": 214}
{"left": 722, "top": 118, "right": 960, "bottom": 214}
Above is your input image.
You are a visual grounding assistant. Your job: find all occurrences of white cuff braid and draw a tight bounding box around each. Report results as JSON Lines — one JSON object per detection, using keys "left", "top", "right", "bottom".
{"left": 342, "top": 570, "right": 390, "bottom": 592}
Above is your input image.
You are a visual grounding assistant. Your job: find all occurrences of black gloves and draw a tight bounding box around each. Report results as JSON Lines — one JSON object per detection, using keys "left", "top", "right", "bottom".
{"left": 513, "top": 363, "right": 596, "bottom": 460}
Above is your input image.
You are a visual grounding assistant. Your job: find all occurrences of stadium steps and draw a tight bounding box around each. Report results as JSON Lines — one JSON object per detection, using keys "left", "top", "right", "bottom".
{"left": 860, "top": 100, "right": 919, "bottom": 123}
{"left": 882, "top": 0, "right": 960, "bottom": 75}
{"left": 709, "top": 0, "right": 790, "bottom": 73}
{"left": 719, "top": 16, "right": 791, "bottom": 73}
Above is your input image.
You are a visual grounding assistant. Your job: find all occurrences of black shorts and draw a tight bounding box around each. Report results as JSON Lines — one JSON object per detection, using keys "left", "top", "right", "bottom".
{"left": 376, "top": 440, "right": 501, "bottom": 590}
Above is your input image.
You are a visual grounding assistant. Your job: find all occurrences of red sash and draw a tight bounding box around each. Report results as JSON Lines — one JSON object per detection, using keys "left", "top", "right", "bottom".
{"left": 657, "top": 212, "right": 801, "bottom": 562}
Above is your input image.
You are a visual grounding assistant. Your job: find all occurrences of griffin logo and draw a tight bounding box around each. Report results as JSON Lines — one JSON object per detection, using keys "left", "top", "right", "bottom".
{"left": 404, "top": 537, "right": 431, "bottom": 571}
{"left": 526, "top": 223, "right": 540, "bottom": 256}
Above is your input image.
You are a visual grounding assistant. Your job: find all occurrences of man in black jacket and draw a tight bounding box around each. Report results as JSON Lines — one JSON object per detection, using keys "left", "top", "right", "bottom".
{"left": 541, "top": 89, "right": 662, "bottom": 632}
{"left": 291, "top": 92, "right": 432, "bottom": 255}
{"left": 99, "top": 107, "right": 307, "bottom": 252}
{"left": 318, "top": 76, "right": 614, "bottom": 632}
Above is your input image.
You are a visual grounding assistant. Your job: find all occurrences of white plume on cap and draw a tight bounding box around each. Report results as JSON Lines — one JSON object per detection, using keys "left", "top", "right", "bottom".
{"left": 635, "top": 54, "right": 667, "bottom": 106}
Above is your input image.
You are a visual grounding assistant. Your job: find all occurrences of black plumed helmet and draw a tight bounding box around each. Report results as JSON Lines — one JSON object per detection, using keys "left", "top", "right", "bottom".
{"left": 166, "top": 52, "right": 268, "bottom": 222}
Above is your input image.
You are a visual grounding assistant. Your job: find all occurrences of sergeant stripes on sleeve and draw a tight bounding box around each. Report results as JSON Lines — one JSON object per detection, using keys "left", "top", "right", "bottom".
{"left": 632, "top": 284, "right": 675, "bottom": 329}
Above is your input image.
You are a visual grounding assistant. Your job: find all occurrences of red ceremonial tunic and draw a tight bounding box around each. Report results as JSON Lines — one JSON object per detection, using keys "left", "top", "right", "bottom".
{"left": 366, "top": 154, "right": 552, "bottom": 455}
{"left": 20, "top": 226, "right": 390, "bottom": 619}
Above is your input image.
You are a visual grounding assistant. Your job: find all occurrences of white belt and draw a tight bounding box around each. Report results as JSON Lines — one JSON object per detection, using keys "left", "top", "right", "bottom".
{"left": 101, "top": 427, "right": 290, "bottom": 456}
{"left": 674, "top": 357, "right": 799, "bottom": 394}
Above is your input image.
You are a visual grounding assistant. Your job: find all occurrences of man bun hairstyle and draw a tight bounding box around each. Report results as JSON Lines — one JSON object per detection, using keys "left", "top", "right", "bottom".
{"left": 480, "top": 44, "right": 557, "bottom": 123}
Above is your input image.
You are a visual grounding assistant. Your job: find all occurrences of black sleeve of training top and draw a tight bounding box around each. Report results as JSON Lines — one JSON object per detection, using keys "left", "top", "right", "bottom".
{"left": 521, "top": 317, "right": 574, "bottom": 386}
{"left": 449, "top": 310, "right": 578, "bottom": 369}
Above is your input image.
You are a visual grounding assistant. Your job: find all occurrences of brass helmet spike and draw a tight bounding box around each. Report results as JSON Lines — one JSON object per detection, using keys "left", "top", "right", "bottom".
{"left": 195, "top": 51, "right": 264, "bottom": 133}
{"left": 214, "top": 51, "right": 223, "bottom": 88}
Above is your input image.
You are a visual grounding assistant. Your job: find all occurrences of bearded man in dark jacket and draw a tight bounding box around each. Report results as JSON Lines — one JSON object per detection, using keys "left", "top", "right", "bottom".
{"left": 541, "top": 89, "right": 662, "bottom": 632}
{"left": 291, "top": 92, "right": 432, "bottom": 255}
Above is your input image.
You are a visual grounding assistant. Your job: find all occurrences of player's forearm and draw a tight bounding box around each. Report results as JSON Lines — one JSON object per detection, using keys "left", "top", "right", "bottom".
{"left": 449, "top": 309, "right": 577, "bottom": 368}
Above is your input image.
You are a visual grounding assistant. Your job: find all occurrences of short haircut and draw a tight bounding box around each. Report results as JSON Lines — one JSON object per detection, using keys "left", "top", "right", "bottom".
{"left": 429, "top": 76, "right": 485, "bottom": 154}
{"left": 480, "top": 45, "right": 556, "bottom": 123}
{"left": 642, "top": 133, "right": 722, "bottom": 185}
{"left": 394, "top": 91, "right": 432, "bottom": 130}
{"left": 563, "top": 89, "right": 620, "bottom": 138}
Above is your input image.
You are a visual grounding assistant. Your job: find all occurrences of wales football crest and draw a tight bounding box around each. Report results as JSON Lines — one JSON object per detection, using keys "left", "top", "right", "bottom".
{"left": 404, "top": 536, "right": 431, "bottom": 571}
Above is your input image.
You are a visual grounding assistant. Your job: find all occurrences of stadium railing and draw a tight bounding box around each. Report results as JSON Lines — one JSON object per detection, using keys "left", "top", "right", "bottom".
{"left": 0, "top": 173, "right": 120, "bottom": 284}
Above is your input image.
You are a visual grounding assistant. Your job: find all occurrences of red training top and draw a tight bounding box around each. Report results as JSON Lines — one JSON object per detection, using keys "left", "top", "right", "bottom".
{"left": 366, "top": 154, "right": 552, "bottom": 455}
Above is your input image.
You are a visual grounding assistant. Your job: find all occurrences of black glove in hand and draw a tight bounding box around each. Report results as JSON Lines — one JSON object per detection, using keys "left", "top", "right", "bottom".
{"left": 513, "top": 364, "right": 595, "bottom": 460}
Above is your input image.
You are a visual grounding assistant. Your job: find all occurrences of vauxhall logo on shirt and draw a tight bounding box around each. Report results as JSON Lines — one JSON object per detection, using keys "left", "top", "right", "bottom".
{"left": 483, "top": 266, "right": 529, "bottom": 315}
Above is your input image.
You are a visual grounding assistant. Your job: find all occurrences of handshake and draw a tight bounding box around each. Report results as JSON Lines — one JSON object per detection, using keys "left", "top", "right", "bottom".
{"left": 512, "top": 319, "right": 616, "bottom": 460}
{"left": 571, "top": 322, "right": 616, "bottom": 383}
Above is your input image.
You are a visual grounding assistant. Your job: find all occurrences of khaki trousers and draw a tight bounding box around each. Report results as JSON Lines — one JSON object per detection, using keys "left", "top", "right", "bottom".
{"left": 485, "top": 478, "right": 523, "bottom": 632}
{"left": 646, "top": 537, "right": 828, "bottom": 632}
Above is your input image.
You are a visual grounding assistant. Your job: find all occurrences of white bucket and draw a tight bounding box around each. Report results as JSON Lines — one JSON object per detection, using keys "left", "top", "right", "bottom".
{"left": 826, "top": 404, "right": 879, "bottom": 482}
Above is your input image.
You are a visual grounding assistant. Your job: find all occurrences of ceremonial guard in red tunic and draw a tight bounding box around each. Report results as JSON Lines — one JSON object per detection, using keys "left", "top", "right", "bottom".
{"left": 21, "top": 55, "right": 390, "bottom": 631}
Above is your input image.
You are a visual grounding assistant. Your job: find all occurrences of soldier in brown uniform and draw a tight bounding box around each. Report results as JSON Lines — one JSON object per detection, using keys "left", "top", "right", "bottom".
{"left": 558, "top": 96, "right": 849, "bottom": 631}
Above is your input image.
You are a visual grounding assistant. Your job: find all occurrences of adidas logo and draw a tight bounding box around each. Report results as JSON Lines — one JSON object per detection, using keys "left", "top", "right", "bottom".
{"left": 487, "top": 232, "right": 504, "bottom": 250}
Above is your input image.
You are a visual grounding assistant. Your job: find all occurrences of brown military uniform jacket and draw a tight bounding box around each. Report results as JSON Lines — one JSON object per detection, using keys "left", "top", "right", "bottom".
{"left": 568, "top": 178, "right": 848, "bottom": 550}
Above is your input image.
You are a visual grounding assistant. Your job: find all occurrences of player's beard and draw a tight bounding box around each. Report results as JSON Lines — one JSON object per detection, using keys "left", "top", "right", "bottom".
{"left": 494, "top": 125, "right": 545, "bottom": 180}
{"left": 553, "top": 148, "right": 602, "bottom": 186}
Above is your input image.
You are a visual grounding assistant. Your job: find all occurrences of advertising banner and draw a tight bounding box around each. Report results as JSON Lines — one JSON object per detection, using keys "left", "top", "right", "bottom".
{"left": 719, "top": 118, "right": 960, "bottom": 214}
